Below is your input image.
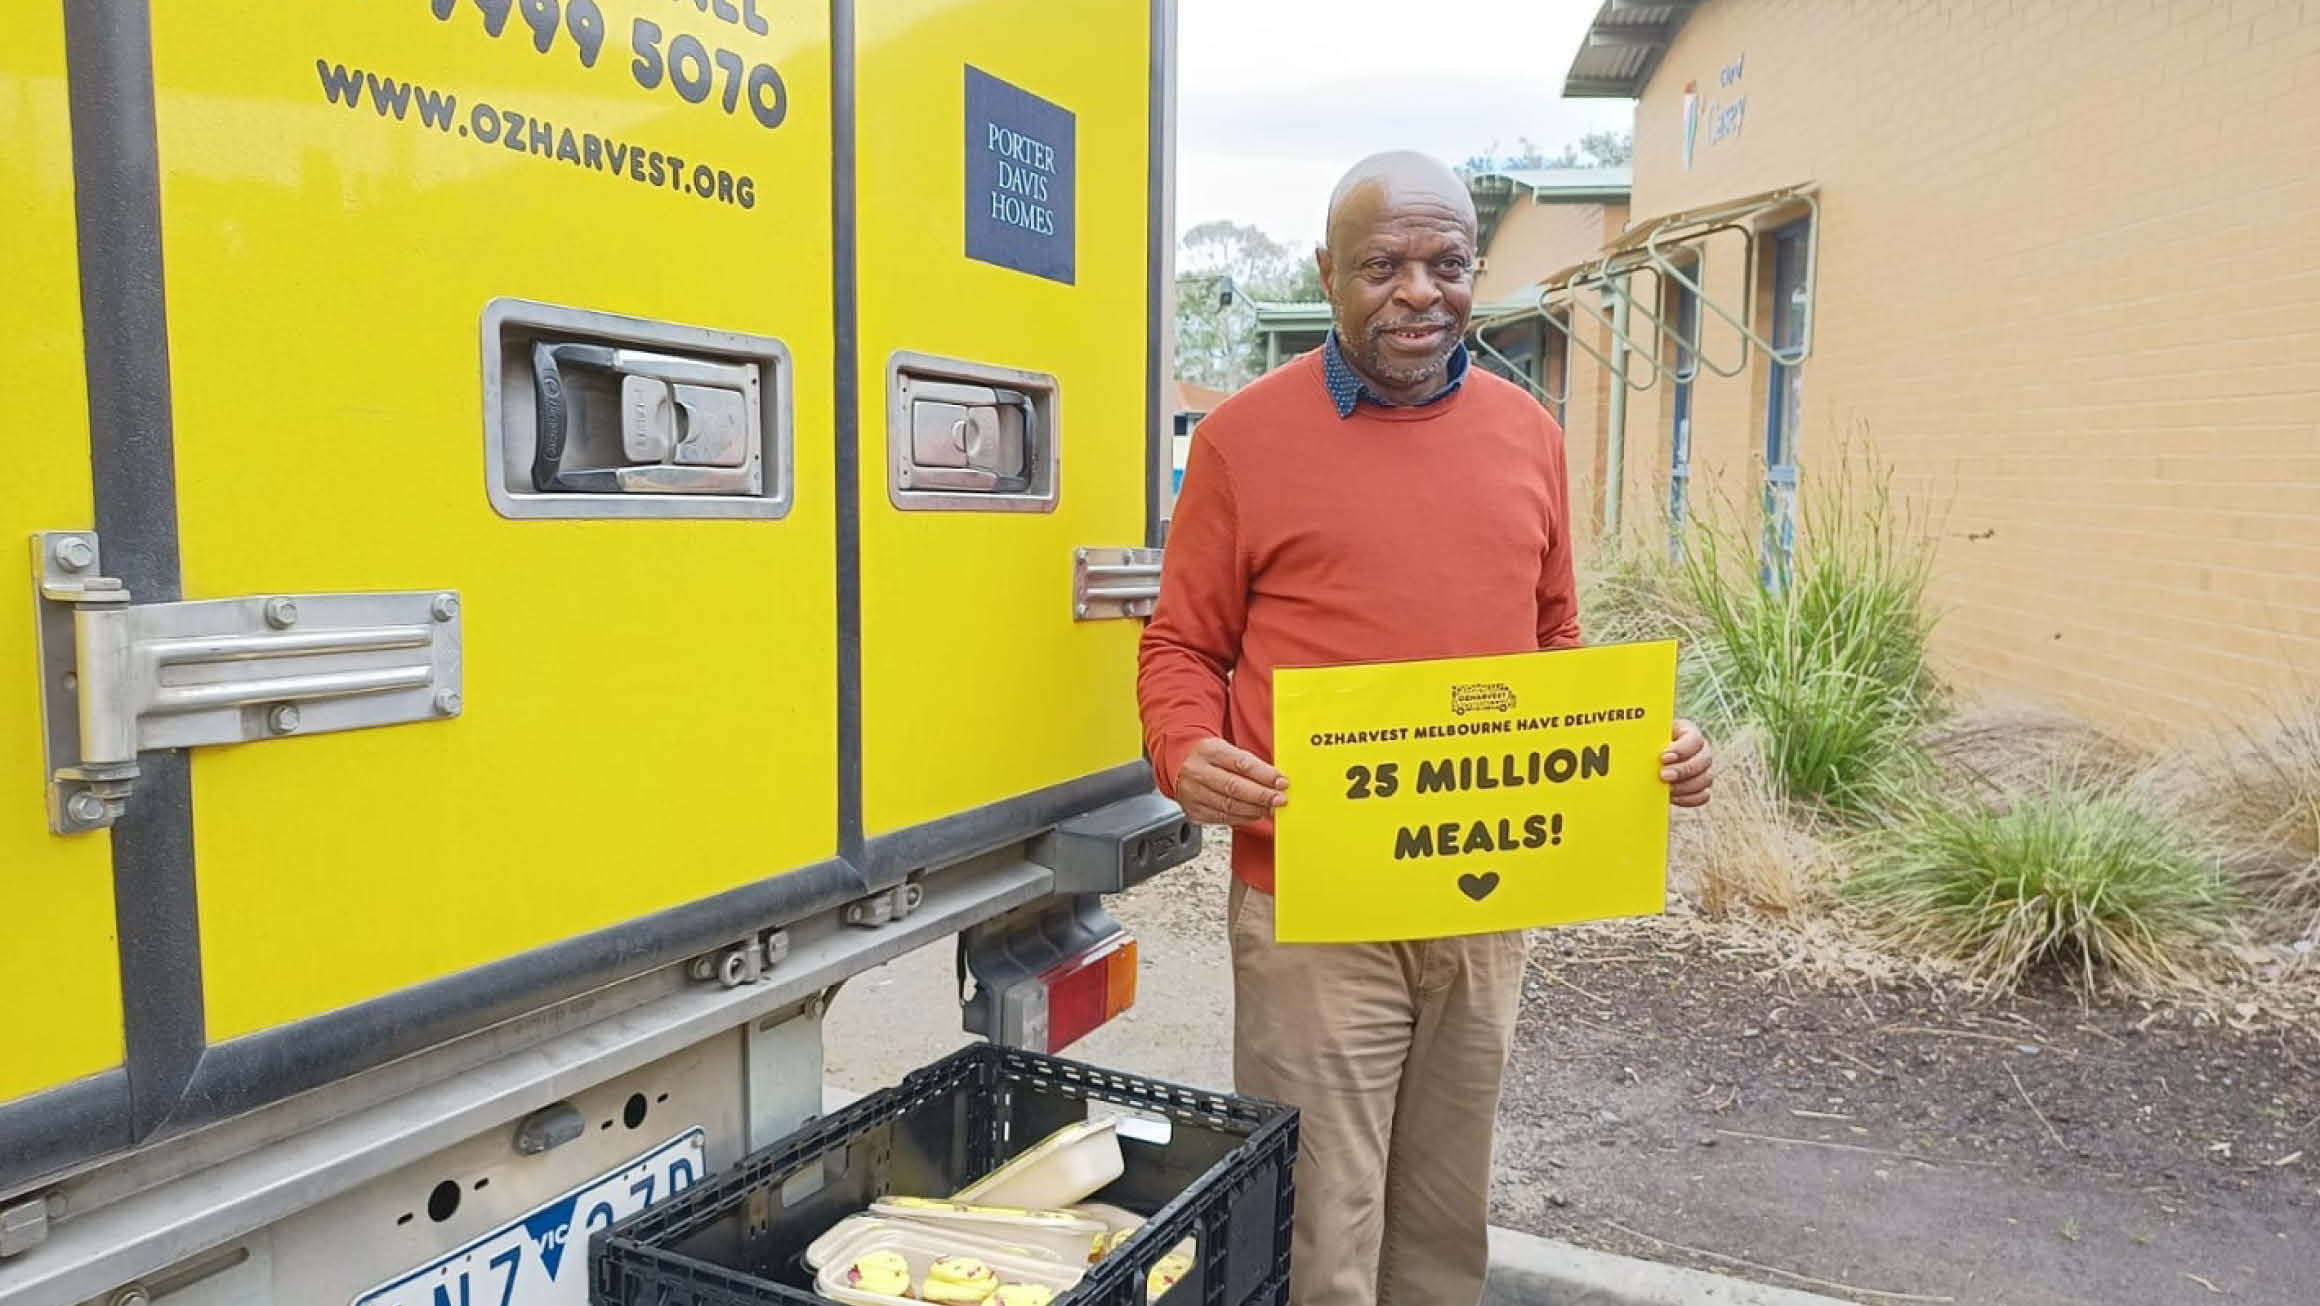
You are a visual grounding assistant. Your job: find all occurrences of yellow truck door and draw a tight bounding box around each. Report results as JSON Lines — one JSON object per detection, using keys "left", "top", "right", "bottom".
{"left": 148, "top": 0, "right": 841, "bottom": 1052}
{"left": 0, "top": 1, "right": 130, "bottom": 1181}
{"left": 5, "top": 1, "right": 850, "bottom": 1191}
{"left": 853, "top": 0, "right": 1166, "bottom": 855}
{"left": 154, "top": 0, "right": 843, "bottom": 1097}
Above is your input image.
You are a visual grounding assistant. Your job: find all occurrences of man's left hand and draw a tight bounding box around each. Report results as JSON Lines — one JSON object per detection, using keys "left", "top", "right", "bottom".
{"left": 1661, "top": 718, "right": 1714, "bottom": 809}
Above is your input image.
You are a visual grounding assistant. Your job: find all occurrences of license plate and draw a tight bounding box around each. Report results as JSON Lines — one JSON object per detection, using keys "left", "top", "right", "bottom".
{"left": 353, "top": 1128, "right": 706, "bottom": 1306}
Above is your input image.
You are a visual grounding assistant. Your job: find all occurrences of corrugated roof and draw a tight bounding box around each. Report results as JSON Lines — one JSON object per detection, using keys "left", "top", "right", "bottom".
{"left": 1483, "top": 166, "right": 1633, "bottom": 198}
{"left": 1467, "top": 166, "right": 1630, "bottom": 253}
{"left": 1563, "top": 1, "right": 1703, "bottom": 99}
{"left": 1250, "top": 301, "right": 1333, "bottom": 329}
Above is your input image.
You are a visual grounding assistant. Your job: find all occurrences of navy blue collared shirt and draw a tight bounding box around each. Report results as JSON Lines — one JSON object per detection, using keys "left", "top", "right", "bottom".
{"left": 1320, "top": 330, "right": 1471, "bottom": 419}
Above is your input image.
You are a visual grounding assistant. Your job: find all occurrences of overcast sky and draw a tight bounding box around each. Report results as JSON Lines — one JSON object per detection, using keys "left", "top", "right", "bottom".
{"left": 1176, "top": 0, "right": 1635, "bottom": 251}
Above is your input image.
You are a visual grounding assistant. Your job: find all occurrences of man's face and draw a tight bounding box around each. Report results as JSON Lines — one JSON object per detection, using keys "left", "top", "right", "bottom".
{"left": 1318, "top": 183, "right": 1477, "bottom": 399}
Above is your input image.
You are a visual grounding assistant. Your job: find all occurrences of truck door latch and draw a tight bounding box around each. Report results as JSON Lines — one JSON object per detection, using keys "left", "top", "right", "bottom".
{"left": 532, "top": 342, "right": 762, "bottom": 496}
{"left": 29, "top": 531, "right": 464, "bottom": 835}
{"left": 1072, "top": 547, "right": 1163, "bottom": 620}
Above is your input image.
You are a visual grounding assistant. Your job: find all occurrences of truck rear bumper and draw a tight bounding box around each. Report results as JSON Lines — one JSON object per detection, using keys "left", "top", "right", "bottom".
{"left": 0, "top": 855, "right": 1055, "bottom": 1306}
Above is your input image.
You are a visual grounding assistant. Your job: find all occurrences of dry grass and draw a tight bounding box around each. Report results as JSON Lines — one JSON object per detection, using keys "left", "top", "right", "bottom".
{"left": 1668, "top": 727, "right": 1842, "bottom": 920}
{"left": 1921, "top": 701, "right": 2152, "bottom": 798}
{"left": 2145, "top": 699, "right": 2320, "bottom": 945}
{"left": 1575, "top": 543, "right": 1700, "bottom": 646}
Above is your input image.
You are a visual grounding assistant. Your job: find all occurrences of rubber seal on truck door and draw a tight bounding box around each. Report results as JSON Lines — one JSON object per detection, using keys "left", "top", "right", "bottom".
{"left": 832, "top": 0, "right": 864, "bottom": 862}
{"left": 63, "top": 0, "right": 209, "bottom": 1150}
{"left": 1145, "top": 0, "right": 1176, "bottom": 548}
{"left": 0, "top": 1070, "right": 132, "bottom": 1195}
{"left": 857, "top": 762, "right": 1156, "bottom": 886}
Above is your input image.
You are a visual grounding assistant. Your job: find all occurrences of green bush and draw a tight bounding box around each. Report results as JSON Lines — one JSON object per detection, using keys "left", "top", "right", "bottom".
{"left": 1843, "top": 780, "right": 2239, "bottom": 992}
{"left": 1673, "top": 458, "right": 1942, "bottom": 814}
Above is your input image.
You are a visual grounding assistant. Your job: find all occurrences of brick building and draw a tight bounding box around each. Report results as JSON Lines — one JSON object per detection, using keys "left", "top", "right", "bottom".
{"left": 1490, "top": 0, "right": 2320, "bottom": 737}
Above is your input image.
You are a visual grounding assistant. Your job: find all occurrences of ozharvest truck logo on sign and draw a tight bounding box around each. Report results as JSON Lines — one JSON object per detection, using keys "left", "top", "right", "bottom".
{"left": 1450, "top": 682, "right": 1517, "bottom": 716}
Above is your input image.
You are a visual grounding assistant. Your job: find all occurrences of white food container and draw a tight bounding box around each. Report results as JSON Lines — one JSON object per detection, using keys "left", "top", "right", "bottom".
{"left": 869, "top": 1196, "right": 1108, "bottom": 1264}
{"left": 812, "top": 1222, "right": 1083, "bottom": 1306}
{"left": 952, "top": 1118, "right": 1125, "bottom": 1210}
{"left": 1070, "top": 1202, "right": 1143, "bottom": 1237}
{"left": 806, "top": 1215, "right": 1053, "bottom": 1272}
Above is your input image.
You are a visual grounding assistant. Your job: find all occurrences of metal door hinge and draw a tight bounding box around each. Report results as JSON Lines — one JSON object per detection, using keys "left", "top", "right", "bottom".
{"left": 0, "top": 1192, "right": 52, "bottom": 1257}
{"left": 31, "top": 532, "right": 464, "bottom": 835}
{"left": 1072, "top": 547, "right": 1162, "bottom": 621}
{"left": 842, "top": 882, "right": 924, "bottom": 929}
{"left": 688, "top": 927, "right": 791, "bottom": 987}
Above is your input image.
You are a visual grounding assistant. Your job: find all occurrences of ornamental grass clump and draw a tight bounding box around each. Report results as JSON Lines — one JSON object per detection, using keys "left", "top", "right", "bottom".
{"left": 1844, "top": 778, "right": 2239, "bottom": 993}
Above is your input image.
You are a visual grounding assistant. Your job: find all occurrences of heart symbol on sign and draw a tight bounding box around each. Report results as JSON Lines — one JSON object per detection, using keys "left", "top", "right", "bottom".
{"left": 1457, "top": 872, "right": 1501, "bottom": 902}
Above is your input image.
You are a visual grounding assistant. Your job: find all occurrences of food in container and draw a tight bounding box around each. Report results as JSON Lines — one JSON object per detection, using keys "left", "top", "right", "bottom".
{"left": 870, "top": 1196, "right": 1107, "bottom": 1265}
{"left": 838, "top": 1250, "right": 912, "bottom": 1297}
{"left": 919, "top": 1255, "right": 1000, "bottom": 1304}
{"left": 952, "top": 1118, "right": 1124, "bottom": 1210}
{"left": 1147, "top": 1250, "right": 1194, "bottom": 1299}
{"left": 811, "top": 1225, "right": 1082, "bottom": 1306}
{"left": 991, "top": 1286, "right": 1056, "bottom": 1306}
{"left": 1069, "top": 1203, "right": 1195, "bottom": 1274}
{"left": 808, "top": 1215, "right": 1045, "bottom": 1272}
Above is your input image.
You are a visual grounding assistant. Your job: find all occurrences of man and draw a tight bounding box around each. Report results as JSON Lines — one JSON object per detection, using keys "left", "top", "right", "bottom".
{"left": 1137, "top": 152, "right": 1715, "bottom": 1306}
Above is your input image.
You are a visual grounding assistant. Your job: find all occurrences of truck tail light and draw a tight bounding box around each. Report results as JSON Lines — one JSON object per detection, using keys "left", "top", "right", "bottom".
{"left": 961, "top": 897, "right": 1140, "bottom": 1055}
{"left": 1037, "top": 935, "right": 1137, "bottom": 1054}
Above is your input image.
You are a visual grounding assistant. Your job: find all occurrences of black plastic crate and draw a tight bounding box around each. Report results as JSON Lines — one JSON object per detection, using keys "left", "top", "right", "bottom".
{"left": 591, "top": 1044, "right": 1297, "bottom": 1306}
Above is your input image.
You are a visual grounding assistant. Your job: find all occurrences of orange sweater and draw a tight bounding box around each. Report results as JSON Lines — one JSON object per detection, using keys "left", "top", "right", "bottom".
{"left": 1137, "top": 350, "right": 1582, "bottom": 893}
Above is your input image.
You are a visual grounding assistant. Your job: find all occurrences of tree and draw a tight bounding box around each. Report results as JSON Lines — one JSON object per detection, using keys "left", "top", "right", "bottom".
{"left": 1174, "top": 220, "right": 1322, "bottom": 389}
{"left": 1457, "top": 129, "right": 1631, "bottom": 178}
{"left": 1576, "top": 129, "right": 1633, "bottom": 166}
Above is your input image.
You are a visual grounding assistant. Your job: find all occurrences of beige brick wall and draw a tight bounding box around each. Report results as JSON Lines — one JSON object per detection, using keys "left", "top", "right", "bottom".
{"left": 1476, "top": 199, "right": 1627, "bottom": 301}
{"left": 1581, "top": 0, "right": 2320, "bottom": 738}
{"left": 1476, "top": 200, "right": 1632, "bottom": 563}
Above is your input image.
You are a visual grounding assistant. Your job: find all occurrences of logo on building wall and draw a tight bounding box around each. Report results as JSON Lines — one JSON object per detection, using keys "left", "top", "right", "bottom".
{"left": 1682, "top": 81, "right": 1698, "bottom": 171}
{"left": 1702, "top": 54, "right": 1746, "bottom": 148}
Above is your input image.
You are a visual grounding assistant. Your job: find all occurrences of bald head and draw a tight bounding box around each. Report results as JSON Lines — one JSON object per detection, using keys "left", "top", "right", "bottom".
{"left": 1314, "top": 151, "right": 1479, "bottom": 405}
{"left": 1325, "top": 151, "right": 1477, "bottom": 252}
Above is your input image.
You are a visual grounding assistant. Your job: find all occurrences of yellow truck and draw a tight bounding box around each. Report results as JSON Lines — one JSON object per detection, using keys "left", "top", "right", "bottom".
{"left": 2, "top": 2, "right": 1186, "bottom": 1301}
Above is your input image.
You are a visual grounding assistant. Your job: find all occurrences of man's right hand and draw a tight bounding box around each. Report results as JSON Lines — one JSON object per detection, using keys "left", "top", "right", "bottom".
{"left": 1174, "top": 736, "right": 1289, "bottom": 828}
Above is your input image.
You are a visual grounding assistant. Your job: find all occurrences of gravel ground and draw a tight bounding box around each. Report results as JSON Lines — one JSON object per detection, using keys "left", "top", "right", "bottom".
{"left": 1496, "top": 919, "right": 2318, "bottom": 1306}
{"left": 826, "top": 833, "right": 2319, "bottom": 1305}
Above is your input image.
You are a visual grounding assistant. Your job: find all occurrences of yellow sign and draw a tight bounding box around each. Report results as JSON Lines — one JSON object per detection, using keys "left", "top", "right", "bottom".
{"left": 1272, "top": 642, "right": 1679, "bottom": 943}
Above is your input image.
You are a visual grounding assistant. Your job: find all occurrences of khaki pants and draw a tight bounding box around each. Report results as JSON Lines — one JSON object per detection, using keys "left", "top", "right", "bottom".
{"left": 1228, "top": 879, "right": 1528, "bottom": 1306}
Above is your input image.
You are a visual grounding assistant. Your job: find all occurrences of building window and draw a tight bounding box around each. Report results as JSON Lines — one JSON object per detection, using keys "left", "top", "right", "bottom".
{"left": 1761, "top": 220, "right": 1809, "bottom": 589}
{"left": 1667, "top": 269, "right": 1701, "bottom": 559}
